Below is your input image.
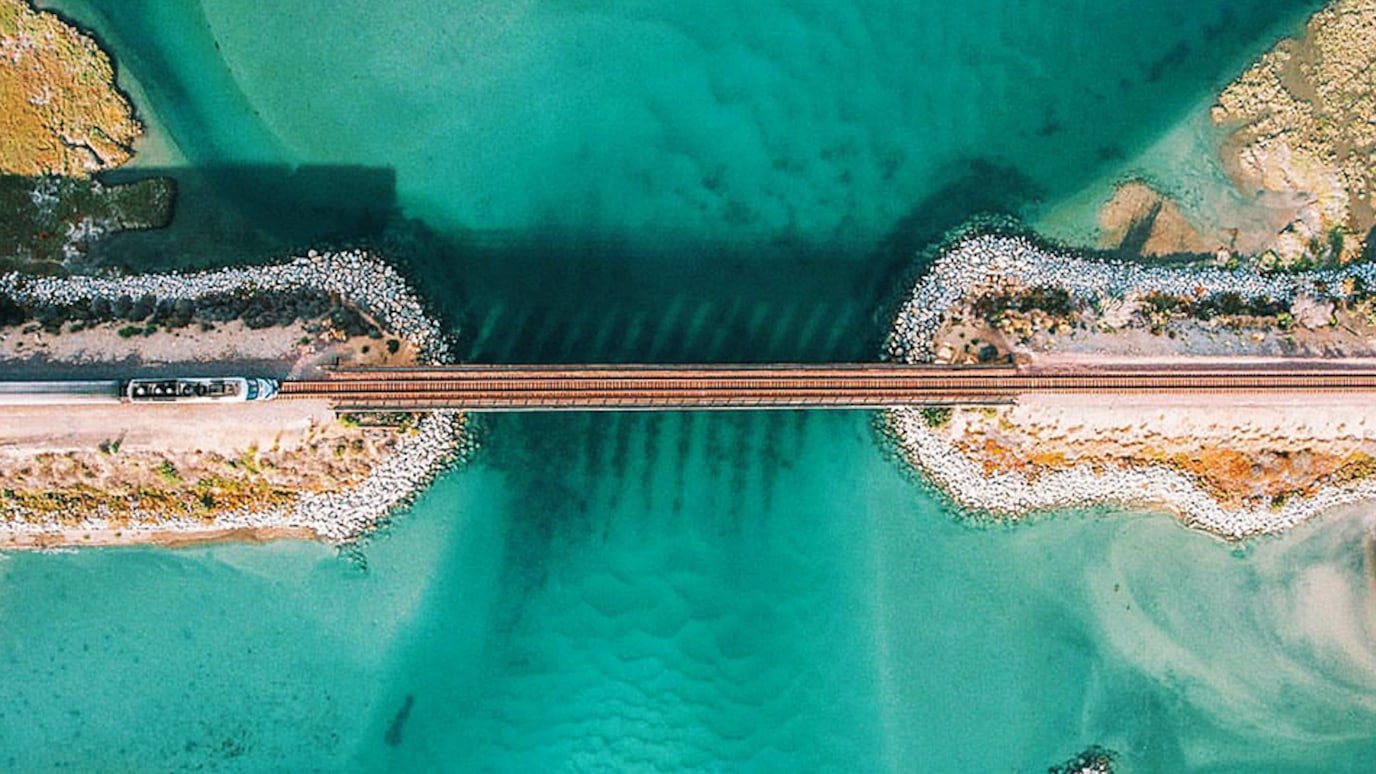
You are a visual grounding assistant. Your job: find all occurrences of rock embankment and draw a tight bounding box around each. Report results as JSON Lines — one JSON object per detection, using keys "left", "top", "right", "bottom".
{"left": 886, "top": 231, "right": 1376, "bottom": 539}
{"left": 0, "top": 251, "right": 466, "bottom": 545}
{"left": 887, "top": 233, "right": 1376, "bottom": 362}
{"left": 2, "top": 249, "right": 451, "bottom": 361}
{"left": 1047, "top": 747, "right": 1117, "bottom": 774}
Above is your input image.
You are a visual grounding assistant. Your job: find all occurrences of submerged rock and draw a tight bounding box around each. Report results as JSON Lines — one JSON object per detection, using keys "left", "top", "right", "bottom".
{"left": 0, "top": 174, "right": 175, "bottom": 273}
{"left": 1048, "top": 745, "right": 1118, "bottom": 774}
{"left": 1098, "top": 180, "right": 1211, "bottom": 258}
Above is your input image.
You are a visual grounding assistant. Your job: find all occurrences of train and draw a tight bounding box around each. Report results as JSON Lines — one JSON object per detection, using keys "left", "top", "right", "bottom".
{"left": 0, "top": 377, "right": 280, "bottom": 406}
{"left": 124, "top": 377, "right": 279, "bottom": 403}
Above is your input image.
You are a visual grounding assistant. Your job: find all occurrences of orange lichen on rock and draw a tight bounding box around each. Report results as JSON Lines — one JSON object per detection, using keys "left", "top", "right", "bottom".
{"left": 0, "top": 0, "right": 140, "bottom": 175}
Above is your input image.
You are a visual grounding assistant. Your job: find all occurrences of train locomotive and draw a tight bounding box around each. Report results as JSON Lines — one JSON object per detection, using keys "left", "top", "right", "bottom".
{"left": 124, "top": 377, "right": 278, "bottom": 403}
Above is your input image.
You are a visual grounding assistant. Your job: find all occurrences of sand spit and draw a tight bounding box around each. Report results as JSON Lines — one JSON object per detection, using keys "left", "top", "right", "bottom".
{"left": 886, "top": 232, "right": 1376, "bottom": 539}
{"left": 0, "top": 251, "right": 468, "bottom": 547}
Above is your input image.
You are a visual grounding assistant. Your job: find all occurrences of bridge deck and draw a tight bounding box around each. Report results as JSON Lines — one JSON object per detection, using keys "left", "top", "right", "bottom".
{"left": 277, "top": 363, "right": 1376, "bottom": 411}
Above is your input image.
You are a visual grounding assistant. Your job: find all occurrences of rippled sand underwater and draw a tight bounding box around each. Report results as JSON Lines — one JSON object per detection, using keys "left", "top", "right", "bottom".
{"left": 9, "top": 0, "right": 1376, "bottom": 771}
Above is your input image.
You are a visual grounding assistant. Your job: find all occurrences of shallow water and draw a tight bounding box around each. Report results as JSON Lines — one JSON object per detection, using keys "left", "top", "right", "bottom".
{"left": 10, "top": 0, "right": 1376, "bottom": 770}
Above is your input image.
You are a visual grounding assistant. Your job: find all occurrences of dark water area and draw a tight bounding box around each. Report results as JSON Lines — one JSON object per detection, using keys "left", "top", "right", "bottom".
{"left": 92, "top": 156, "right": 1041, "bottom": 367}
{"left": 440, "top": 159, "right": 1044, "bottom": 364}
{"left": 44, "top": 0, "right": 1328, "bottom": 367}
{"left": 94, "top": 164, "right": 398, "bottom": 270}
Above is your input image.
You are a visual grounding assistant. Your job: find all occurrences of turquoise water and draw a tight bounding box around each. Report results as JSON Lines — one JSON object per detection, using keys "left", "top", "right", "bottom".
{"left": 10, "top": 0, "right": 1376, "bottom": 770}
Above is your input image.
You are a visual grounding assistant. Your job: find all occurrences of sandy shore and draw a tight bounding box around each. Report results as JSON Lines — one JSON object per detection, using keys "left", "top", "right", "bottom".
{"left": 1092, "top": 0, "right": 1376, "bottom": 270}
{"left": 1211, "top": 0, "right": 1376, "bottom": 266}
{"left": 0, "top": 525, "right": 318, "bottom": 550}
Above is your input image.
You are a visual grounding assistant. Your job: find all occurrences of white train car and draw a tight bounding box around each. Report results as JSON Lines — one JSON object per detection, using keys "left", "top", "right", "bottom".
{"left": 124, "top": 377, "right": 278, "bottom": 403}
{"left": 0, "top": 381, "right": 123, "bottom": 406}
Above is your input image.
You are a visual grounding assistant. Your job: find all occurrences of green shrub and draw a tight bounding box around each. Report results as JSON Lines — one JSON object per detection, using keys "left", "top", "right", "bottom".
{"left": 919, "top": 407, "right": 953, "bottom": 428}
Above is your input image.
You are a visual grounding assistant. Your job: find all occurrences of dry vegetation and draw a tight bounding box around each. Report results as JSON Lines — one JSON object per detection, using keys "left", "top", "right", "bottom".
{"left": 945, "top": 405, "right": 1376, "bottom": 507}
{"left": 1, "top": 414, "right": 419, "bottom": 526}
{"left": 0, "top": 0, "right": 140, "bottom": 176}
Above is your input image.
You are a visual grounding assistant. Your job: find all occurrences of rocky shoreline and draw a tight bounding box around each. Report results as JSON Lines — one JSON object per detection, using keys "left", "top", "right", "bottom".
{"left": 885, "top": 231, "right": 1376, "bottom": 539}
{"left": 886, "top": 232, "right": 1376, "bottom": 363}
{"left": 0, "top": 251, "right": 469, "bottom": 546}
{"left": 1, "top": 249, "right": 452, "bottom": 361}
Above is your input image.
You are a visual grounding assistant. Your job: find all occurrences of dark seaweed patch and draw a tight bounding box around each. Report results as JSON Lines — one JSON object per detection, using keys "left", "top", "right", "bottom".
{"left": 384, "top": 694, "right": 415, "bottom": 747}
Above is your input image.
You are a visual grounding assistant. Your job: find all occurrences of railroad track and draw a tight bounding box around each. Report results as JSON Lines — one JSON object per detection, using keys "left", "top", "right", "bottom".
{"left": 275, "top": 364, "right": 1376, "bottom": 411}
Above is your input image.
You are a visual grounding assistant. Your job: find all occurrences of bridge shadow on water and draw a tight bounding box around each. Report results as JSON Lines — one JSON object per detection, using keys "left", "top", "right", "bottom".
{"left": 395, "top": 160, "right": 1038, "bottom": 581}
{"left": 95, "top": 164, "right": 400, "bottom": 271}
{"left": 89, "top": 161, "right": 1047, "bottom": 739}
{"left": 93, "top": 159, "right": 1036, "bottom": 367}
{"left": 90, "top": 159, "right": 1037, "bottom": 557}
{"left": 423, "top": 159, "right": 1038, "bottom": 366}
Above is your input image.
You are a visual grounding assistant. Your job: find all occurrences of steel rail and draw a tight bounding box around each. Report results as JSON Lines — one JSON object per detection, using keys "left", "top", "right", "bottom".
{"left": 274, "top": 363, "right": 1376, "bottom": 411}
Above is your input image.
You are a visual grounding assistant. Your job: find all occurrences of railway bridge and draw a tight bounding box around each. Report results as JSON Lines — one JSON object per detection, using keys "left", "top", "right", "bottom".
{"left": 275, "top": 362, "right": 1376, "bottom": 411}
